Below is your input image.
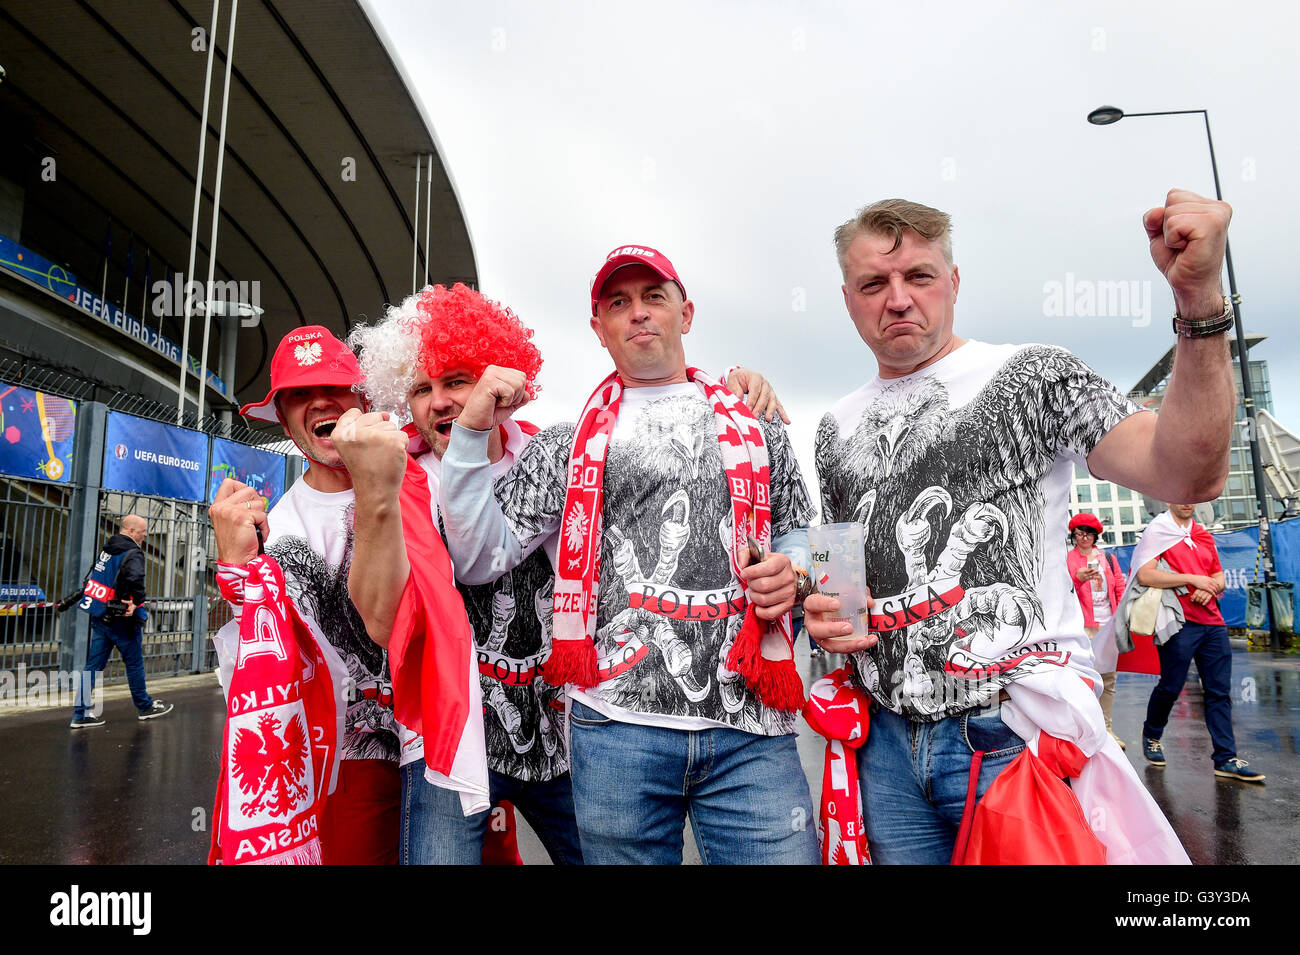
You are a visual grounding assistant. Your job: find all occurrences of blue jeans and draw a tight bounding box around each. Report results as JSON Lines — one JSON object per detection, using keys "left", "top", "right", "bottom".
{"left": 1143, "top": 622, "right": 1237, "bottom": 764}
{"left": 859, "top": 703, "right": 1024, "bottom": 864}
{"left": 567, "top": 700, "right": 819, "bottom": 864}
{"left": 74, "top": 616, "right": 153, "bottom": 718}
{"left": 400, "top": 763, "right": 584, "bottom": 864}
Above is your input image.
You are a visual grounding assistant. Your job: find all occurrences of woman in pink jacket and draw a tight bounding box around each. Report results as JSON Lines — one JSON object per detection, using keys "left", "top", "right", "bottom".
{"left": 1067, "top": 513, "right": 1127, "bottom": 749}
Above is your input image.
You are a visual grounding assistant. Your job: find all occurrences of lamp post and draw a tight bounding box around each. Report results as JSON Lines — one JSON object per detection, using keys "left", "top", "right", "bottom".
{"left": 1088, "top": 105, "right": 1280, "bottom": 646}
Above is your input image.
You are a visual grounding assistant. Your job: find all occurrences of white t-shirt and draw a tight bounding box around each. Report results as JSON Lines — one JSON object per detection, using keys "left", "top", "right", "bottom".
{"left": 815, "top": 341, "right": 1141, "bottom": 721}
{"left": 264, "top": 478, "right": 399, "bottom": 762}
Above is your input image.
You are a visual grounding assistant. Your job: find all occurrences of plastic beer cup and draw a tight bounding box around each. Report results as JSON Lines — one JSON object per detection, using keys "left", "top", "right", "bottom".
{"left": 807, "top": 522, "right": 871, "bottom": 638}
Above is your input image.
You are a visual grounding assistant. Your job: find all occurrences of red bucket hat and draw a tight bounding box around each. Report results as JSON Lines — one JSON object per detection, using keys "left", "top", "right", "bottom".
{"left": 1069, "top": 513, "right": 1104, "bottom": 534}
{"left": 239, "top": 326, "right": 362, "bottom": 422}
{"left": 590, "top": 245, "right": 686, "bottom": 315}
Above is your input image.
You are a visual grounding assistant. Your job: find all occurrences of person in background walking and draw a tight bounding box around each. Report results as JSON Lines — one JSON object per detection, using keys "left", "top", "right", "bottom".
{"left": 69, "top": 514, "right": 172, "bottom": 728}
{"left": 1067, "top": 512, "right": 1125, "bottom": 749}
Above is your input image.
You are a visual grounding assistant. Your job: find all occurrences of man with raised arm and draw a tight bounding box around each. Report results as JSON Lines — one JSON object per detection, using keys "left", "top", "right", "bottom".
{"left": 806, "top": 190, "right": 1231, "bottom": 864}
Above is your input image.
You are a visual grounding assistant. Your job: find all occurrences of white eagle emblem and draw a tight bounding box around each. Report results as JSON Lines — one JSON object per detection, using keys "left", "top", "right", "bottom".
{"left": 564, "top": 502, "right": 589, "bottom": 556}
{"left": 294, "top": 341, "right": 322, "bottom": 366}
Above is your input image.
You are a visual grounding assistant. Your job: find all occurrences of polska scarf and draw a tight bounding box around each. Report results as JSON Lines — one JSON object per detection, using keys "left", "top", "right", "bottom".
{"left": 804, "top": 667, "right": 871, "bottom": 865}
{"left": 544, "top": 368, "right": 803, "bottom": 712}
{"left": 209, "top": 554, "right": 340, "bottom": 865}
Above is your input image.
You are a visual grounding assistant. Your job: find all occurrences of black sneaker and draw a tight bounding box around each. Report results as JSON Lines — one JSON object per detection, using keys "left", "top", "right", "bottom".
{"left": 70, "top": 714, "right": 105, "bottom": 729}
{"left": 1142, "top": 737, "right": 1165, "bottom": 766}
{"left": 1214, "top": 758, "right": 1265, "bottom": 784}
{"left": 138, "top": 700, "right": 173, "bottom": 721}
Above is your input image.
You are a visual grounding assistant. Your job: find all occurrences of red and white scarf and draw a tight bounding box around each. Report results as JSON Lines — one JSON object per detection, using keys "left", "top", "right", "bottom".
{"left": 209, "top": 554, "right": 340, "bottom": 865}
{"left": 804, "top": 667, "right": 871, "bottom": 865}
{"left": 544, "top": 368, "right": 803, "bottom": 712}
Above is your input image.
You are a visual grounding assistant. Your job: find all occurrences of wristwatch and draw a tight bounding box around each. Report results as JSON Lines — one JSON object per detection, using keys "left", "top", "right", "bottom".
{"left": 1172, "top": 296, "right": 1235, "bottom": 338}
{"left": 794, "top": 567, "right": 814, "bottom": 602}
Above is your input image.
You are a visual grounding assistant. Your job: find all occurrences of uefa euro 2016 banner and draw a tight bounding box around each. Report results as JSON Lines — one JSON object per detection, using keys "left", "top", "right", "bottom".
{"left": 103, "top": 412, "right": 208, "bottom": 502}
{"left": 0, "top": 233, "right": 227, "bottom": 395}
{"left": 0, "top": 382, "right": 77, "bottom": 483}
{"left": 209, "top": 437, "right": 287, "bottom": 509}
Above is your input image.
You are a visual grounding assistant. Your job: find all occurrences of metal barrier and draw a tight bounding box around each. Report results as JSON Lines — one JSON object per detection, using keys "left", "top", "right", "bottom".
{"left": 1, "top": 366, "right": 296, "bottom": 689}
{"left": 92, "top": 491, "right": 217, "bottom": 682}
{"left": 0, "top": 476, "right": 72, "bottom": 674}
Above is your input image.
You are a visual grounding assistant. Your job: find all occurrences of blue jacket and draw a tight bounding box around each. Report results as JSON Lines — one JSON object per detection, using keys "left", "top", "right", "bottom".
{"left": 79, "top": 534, "right": 147, "bottom": 621}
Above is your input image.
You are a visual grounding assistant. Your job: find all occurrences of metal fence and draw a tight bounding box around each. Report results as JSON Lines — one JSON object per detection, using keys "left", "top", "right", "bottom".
{"left": 0, "top": 476, "right": 72, "bottom": 674}
{"left": 1, "top": 363, "right": 297, "bottom": 688}
{"left": 93, "top": 492, "right": 219, "bottom": 682}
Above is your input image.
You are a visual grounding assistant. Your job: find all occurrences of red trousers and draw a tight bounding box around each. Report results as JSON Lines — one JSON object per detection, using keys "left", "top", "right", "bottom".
{"left": 321, "top": 759, "right": 400, "bottom": 865}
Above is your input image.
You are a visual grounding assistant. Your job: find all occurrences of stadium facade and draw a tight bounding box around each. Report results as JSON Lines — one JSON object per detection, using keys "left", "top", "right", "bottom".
{"left": 0, "top": 0, "right": 476, "bottom": 683}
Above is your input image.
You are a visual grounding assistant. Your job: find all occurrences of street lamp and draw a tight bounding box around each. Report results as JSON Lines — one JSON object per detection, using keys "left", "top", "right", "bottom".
{"left": 1088, "top": 105, "right": 1280, "bottom": 645}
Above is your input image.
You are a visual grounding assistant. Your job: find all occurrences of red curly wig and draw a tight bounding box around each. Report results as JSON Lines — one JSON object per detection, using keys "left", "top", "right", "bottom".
{"left": 413, "top": 283, "right": 543, "bottom": 398}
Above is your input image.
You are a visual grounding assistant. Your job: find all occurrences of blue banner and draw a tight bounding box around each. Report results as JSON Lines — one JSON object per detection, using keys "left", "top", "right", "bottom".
{"left": 103, "top": 412, "right": 208, "bottom": 502}
{"left": 0, "top": 233, "right": 227, "bottom": 395}
{"left": 208, "top": 437, "right": 287, "bottom": 509}
{"left": 0, "top": 382, "right": 77, "bottom": 483}
{"left": 1110, "top": 521, "right": 1300, "bottom": 628}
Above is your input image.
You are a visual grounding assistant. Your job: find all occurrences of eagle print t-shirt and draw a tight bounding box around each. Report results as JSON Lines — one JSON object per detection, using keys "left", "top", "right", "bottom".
{"left": 815, "top": 341, "right": 1142, "bottom": 722}
{"left": 483, "top": 383, "right": 816, "bottom": 737}
{"left": 414, "top": 425, "right": 569, "bottom": 783}
{"left": 265, "top": 480, "right": 399, "bottom": 762}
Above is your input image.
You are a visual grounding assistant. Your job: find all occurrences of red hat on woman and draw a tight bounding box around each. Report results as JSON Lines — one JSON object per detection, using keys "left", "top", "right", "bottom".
{"left": 1068, "top": 513, "right": 1104, "bottom": 534}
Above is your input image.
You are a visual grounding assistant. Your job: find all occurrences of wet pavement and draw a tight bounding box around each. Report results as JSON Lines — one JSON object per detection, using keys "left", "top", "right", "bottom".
{"left": 1, "top": 641, "right": 1295, "bottom": 865}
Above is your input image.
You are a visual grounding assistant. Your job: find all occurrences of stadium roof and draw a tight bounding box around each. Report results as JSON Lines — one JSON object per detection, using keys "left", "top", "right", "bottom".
{"left": 0, "top": 0, "right": 476, "bottom": 415}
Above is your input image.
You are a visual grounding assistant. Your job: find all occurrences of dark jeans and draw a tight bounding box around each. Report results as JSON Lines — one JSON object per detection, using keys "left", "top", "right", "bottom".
{"left": 859, "top": 703, "right": 1024, "bottom": 864}
{"left": 1143, "top": 622, "right": 1237, "bottom": 764}
{"left": 400, "top": 764, "right": 584, "bottom": 865}
{"left": 567, "top": 700, "right": 818, "bottom": 864}
{"left": 74, "top": 615, "right": 153, "bottom": 718}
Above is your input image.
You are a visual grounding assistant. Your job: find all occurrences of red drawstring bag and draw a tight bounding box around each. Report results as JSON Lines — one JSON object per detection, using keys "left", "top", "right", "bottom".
{"left": 1117, "top": 631, "right": 1161, "bottom": 675}
{"left": 481, "top": 802, "right": 524, "bottom": 866}
{"left": 953, "top": 733, "right": 1107, "bottom": 865}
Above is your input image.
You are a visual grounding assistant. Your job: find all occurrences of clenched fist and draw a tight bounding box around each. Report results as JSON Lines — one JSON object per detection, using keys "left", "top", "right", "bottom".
{"left": 455, "top": 365, "right": 530, "bottom": 433}
{"left": 331, "top": 408, "right": 409, "bottom": 501}
{"left": 1143, "top": 188, "right": 1232, "bottom": 319}
{"left": 210, "top": 478, "right": 269, "bottom": 565}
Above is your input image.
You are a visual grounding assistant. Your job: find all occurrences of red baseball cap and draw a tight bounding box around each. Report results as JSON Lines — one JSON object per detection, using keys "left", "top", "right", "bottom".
{"left": 1069, "top": 513, "right": 1104, "bottom": 534}
{"left": 239, "top": 325, "right": 363, "bottom": 422}
{"left": 590, "top": 245, "right": 686, "bottom": 315}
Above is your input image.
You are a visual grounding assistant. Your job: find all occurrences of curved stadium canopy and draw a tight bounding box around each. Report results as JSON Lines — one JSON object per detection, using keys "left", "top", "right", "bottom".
{"left": 0, "top": 0, "right": 476, "bottom": 426}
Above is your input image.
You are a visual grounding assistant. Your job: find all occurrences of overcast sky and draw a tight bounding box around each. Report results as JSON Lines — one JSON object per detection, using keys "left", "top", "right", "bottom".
{"left": 369, "top": 0, "right": 1298, "bottom": 493}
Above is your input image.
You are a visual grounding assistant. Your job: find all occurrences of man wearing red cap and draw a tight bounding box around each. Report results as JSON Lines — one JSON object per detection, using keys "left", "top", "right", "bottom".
{"left": 211, "top": 326, "right": 411, "bottom": 864}
{"left": 1066, "top": 512, "right": 1126, "bottom": 747}
{"left": 434, "top": 246, "right": 820, "bottom": 864}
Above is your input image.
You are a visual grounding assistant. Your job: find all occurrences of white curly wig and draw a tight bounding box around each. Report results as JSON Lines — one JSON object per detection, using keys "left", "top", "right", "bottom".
{"left": 348, "top": 290, "right": 427, "bottom": 421}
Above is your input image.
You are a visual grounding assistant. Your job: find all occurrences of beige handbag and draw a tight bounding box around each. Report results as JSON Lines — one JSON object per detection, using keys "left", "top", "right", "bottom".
{"left": 1128, "top": 585, "right": 1163, "bottom": 637}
